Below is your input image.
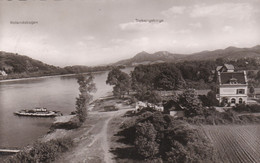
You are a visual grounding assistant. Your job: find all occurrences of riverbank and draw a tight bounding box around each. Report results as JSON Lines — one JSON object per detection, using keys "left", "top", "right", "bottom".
{"left": 3, "top": 94, "right": 135, "bottom": 162}
{"left": 0, "top": 73, "right": 74, "bottom": 83}
{"left": 0, "top": 70, "right": 110, "bottom": 83}
{"left": 0, "top": 68, "right": 114, "bottom": 152}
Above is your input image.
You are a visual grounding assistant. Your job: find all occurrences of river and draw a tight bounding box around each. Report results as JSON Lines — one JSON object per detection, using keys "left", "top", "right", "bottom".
{"left": 0, "top": 68, "right": 132, "bottom": 149}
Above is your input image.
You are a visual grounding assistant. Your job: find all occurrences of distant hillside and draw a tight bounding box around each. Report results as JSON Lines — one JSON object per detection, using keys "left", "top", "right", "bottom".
{"left": 1, "top": 44, "right": 260, "bottom": 79}
{"left": 63, "top": 65, "right": 114, "bottom": 74}
{"left": 0, "top": 51, "right": 114, "bottom": 80}
{"left": 114, "top": 45, "right": 260, "bottom": 66}
{"left": 114, "top": 51, "right": 183, "bottom": 66}
{"left": 0, "top": 51, "right": 66, "bottom": 77}
{"left": 182, "top": 45, "right": 260, "bottom": 61}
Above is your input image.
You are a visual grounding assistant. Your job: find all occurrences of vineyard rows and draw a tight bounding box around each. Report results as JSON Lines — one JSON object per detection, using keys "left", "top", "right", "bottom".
{"left": 202, "top": 125, "right": 260, "bottom": 163}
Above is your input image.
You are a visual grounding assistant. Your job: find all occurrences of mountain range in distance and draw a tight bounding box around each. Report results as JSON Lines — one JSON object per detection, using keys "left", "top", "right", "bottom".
{"left": 114, "top": 45, "right": 260, "bottom": 66}
{"left": 1, "top": 45, "right": 260, "bottom": 76}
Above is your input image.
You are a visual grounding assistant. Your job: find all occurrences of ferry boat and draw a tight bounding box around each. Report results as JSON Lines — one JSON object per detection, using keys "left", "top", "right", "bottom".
{"left": 14, "top": 107, "right": 62, "bottom": 117}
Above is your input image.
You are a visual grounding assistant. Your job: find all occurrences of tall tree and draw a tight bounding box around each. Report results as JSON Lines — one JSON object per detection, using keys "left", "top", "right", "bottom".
{"left": 135, "top": 121, "right": 159, "bottom": 158}
{"left": 106, "top": 67, "right": 131, "bottom": 98}
{"left": 76, "top": 74, "right": 96, "bottom": 122}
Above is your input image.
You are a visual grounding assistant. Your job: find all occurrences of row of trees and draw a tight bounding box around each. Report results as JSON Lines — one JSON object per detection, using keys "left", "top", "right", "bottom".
{"left": 131, "top": 63, "right": 185, "bottom": 90}
{"left": 106, "top": 67, "right": 163, "bottom": 103}
{"left": 106, "top": 63, "right": 217, "bottom": 105}
{"left": 106, "top": 65, "right": 184, "bottom": 96}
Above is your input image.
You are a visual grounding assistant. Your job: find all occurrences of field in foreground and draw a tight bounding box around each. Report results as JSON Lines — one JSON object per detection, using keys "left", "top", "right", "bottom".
{"left": 202, "top": 125, "right": 260, "bottom": 163}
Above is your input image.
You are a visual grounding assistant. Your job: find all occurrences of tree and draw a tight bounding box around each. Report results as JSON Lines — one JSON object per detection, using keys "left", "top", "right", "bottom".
{"left": 255, "top": 70, "right": 260, "bottom": 80}
{"left": 220, "top": 97, "right": 229, "bottom": 107}
{"left": 207, "top": 91, "right": 219, "bottom": 106}
{"left": 76, "top": 74, "right": 96, "bottom": 122}
{"left": 106, "top": 67, "right": 131, "bottom": 98}
{"left": 143, "top": 90, "right": 162, "bottom": 104}
{"left": 247, "top": 70, "right": 256, "bottom": 79}
{"left": 216, "top": 58, "right": 225, "bottom": 65}
{"left": 154, "top": 66, "right": 184, "bottom": 90}
{"left": 199, "top": 91, "right": 218, "bottom": 107}
{"left": 178, "top": 89, "right": 204, "bottom": 117}
{"left": 134, "top": 84, "right": 162, "bottom": 104}
{"left": 134, "top": 121, "right": 159, "bottom": 158}
{"left": 249, "top": 86, "right": 255, "bottom": 97}
{"left": 198, "top": 67, "right": 211, "bottom": 83}
{"left": 131, "top": 64, "right": 162, "bottom": 90}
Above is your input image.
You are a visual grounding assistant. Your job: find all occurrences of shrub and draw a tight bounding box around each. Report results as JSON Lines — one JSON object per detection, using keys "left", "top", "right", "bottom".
{"left": 248, "top": 104, "right": 260, "bottom": 113}
{"left": 103, "top": 105, "right": 119, "bottom": 112}
{"left": 50, "top": 116, "right": 81, "bottom": 130}
{"left": 4, "top": 137, "right": 73, "bottom": 163}
{"left": 238, "top": 115, "right": 260, "bottom": 123}
{"left": 199, "top": 91, "right": 219, "bottom": 107}
{"left": 136, "top": 107, "right": 157, "bottom": 116}
{"left": 181, "top": 107, "right": 260, "bottom": 125}
{"left": 120, "top": 110, "right": 216, "bottom": 162}
{"left": 232, "top": 103, "right": 249, "bottom": 112}
{"left": 233, "top": 104, "right": 260, "bottom": 113}
{"left": 163, "top": 122, "right": 216, "bottom": 163}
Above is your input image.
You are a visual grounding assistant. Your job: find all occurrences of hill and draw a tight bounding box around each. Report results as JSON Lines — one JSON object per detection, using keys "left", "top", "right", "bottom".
{"left": 114, "top": 51, "right": 183, "bottom": 66}
{"left": 114, "top": 45, "right": 260, "bottom": 66}
{"left": 1, "top": 44, "right": 260, "bottom": 79}
{"left": 183, "top": 45, "right": 260, "bottom": 61}
{"left": 0, "top": 51, "right": 66, "bottom": 78}
{"left": 0, "top": 51, "right": 114, "bottom": 80}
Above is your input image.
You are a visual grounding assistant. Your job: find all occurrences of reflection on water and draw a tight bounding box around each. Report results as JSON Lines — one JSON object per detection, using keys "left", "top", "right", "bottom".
{"left": 0, "top": 71, "right": 115, "bottom": 148}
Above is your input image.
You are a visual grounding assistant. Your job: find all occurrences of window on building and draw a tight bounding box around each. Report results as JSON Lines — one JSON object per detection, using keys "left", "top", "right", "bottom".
{"left": 237, "top": 89, "right": 245, "bottom": 94}
{"left": 239, "top": 98, "right": 243, "bottom": 104}
{"left": 224, "top": 98, "right": 228, "bottom": 103}
{"left": 230, "top": 78, "right": 238, "bottom": 84}
{"left": 221, "top": 97, "right": 228, "bottom": 104}
{"left": 231, "top": 98, "right": 236, "bottom": 103}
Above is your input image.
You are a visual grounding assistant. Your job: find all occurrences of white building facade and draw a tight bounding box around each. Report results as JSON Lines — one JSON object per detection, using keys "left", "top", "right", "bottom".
{"left": 217, "top": 71, "right": 248, "bottom": 105}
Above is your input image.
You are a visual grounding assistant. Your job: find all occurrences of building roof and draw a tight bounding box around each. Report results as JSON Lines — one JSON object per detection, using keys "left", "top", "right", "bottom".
{"left": 254, "top": 88, "right": 260, "bottom": 94}
{"left": 219, "top": 72, "right": 246, "bottom": 84}
{"left": 224, "top": 64, "right": 234, "bottom": 70}
{"left": 216, "top": 66, "right": 222, "bottom": 71}
{"left": 216, "top": 64, "right": 235, "bottom": 72}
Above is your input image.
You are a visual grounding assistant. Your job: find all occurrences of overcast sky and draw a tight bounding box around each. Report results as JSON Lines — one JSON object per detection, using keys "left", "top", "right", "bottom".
{"left": 0, "top": 0, "right": 259, "bottom": 67}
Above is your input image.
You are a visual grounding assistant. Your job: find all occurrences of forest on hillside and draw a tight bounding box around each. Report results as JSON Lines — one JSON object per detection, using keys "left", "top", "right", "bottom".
{"left": 0, "top": 52, "right": 115, "bottom": 80}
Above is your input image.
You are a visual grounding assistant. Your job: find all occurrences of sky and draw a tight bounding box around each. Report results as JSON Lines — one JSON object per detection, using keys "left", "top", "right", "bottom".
{"left": 0, "top": 0, "right": 260, "bottom": 67}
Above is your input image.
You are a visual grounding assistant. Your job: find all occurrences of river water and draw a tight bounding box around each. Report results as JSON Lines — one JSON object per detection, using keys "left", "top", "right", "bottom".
{"left": 0, "top": 69, "right": 132, "bottom": 149}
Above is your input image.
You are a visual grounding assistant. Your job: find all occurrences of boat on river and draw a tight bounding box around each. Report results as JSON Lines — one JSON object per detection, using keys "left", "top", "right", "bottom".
{"left": 14, "top": 107, "right": 62, "bottom": 117}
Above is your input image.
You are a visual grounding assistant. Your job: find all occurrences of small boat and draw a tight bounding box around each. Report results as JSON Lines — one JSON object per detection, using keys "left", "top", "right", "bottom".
{"left": 14, "top": 107, "right": 62, "bottom": 117}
